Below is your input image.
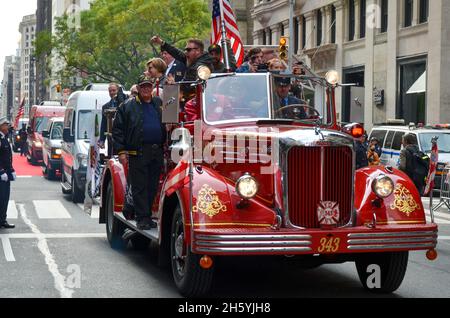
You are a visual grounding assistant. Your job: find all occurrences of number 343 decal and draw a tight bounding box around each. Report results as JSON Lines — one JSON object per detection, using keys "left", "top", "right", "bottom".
{"left": 318, "top": 236, "right": 341, "bottom": 253}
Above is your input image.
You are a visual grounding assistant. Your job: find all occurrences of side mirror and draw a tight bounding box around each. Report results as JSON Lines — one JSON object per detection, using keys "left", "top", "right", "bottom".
{"left": 63, "top": 128, "right": 75, "bottom": 143}
{"left": 162, "top": 84, "right": 180, "bottom": 123}
{"left": 42, "top": 130, "right": 50, "bottom": 138}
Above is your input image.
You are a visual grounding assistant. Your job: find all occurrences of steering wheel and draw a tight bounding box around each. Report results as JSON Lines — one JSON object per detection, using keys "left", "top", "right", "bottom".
{"left": 275, "top": 104, "right": 321, "bottom": 119}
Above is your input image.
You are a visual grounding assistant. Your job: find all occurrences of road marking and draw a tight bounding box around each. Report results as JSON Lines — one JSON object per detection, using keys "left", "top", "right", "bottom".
{"left": 17, "top": 176, "right": 32, "bottom": 178}
{"left": 0, "top": 233, "right": 106, "bottom": 239}
{"left": 1, "top": 236, "right": 15, "bottom": 262}
{"left": 33, "top": 200, "right": 71, "bottom": 219}
{"left": 18, "top": 204, "right": 74, "bottom": 298}
{"left": 77, "top": 204, "right": 100, "bottom": 219}
{"left": 439, "top": 236, "right": 450, "bottom": 240}
{"left": 7, "top": 201, "right": 18, "bottom": 219}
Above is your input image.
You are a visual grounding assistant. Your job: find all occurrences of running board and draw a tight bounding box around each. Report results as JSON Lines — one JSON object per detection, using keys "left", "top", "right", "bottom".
{"left": 115, "top": 212, "right": 159, "bottom": 241}
{"left": 61, "top": 181, "right": 71, "bottom": 192}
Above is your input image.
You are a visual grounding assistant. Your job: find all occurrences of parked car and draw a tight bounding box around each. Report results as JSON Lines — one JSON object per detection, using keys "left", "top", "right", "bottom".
{"left": 369, "top": 123, "right": 450, "bottom": 190}
{"left": 99, "top": 71, "right": 438, "bottom": 297}
{"left": 61, "top": 90, "right": 110, "bottom": 203}
{"left": 12, "top": 118, "right": 29, "bottom": 152}
{"left": 42, "top": 117, "right": 64, "bottom": 180}
{"left": 27, "top": 104, "right": 65, "bottom": 164}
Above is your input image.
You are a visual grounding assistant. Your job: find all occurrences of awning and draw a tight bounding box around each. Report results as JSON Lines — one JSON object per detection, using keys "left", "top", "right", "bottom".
{"left": 407, "top": 71, "right": 426, "bottom": 94}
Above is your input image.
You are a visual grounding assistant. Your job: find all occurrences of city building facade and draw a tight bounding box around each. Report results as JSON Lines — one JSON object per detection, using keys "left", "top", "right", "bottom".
{"left": 19, "top": 14, "right": 37, "bottom": 117}
{"left": 36, "top": 0, "right": 53, "bottom": 103}
{"left": 1, "top": 55, "right": 22, "bottom": 121}
{"left": 251, "top": 0, "right": 450, "bottom": 129}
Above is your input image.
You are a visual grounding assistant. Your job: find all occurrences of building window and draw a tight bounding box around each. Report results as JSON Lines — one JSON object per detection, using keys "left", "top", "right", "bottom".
{"left": 280, "top": 23, "right": 284, "bottom": 36}
{"left": 398, "top": 57, "right": 427, "bottom": 124}
{"left": 381, "top": 0, "right": 388, "bottom": 33}
{"left": 419, "top": 0, "right": 429, "bottom": 23}
{"left": 316, "top": 9, "right": 323, "bottom": 46}
{"left": 302, "top": 16, "right": 306, "bottom": 49}
{"left": 331, "top": 6, "right": 336, "bottom": 43}
{"left": 349, "top": 0, "right": 355, "bottom": 41}
{"left": 268, "top": 28, "right": 272, "bottom": 45}
{"left": 404, "top": 0, "right": 413, "bottom": 27}
{"left": 262, "top": 30, "right": 266, "bottom": 45}
{"left": 360, "top": 0, "right": 366, "bottom": 38}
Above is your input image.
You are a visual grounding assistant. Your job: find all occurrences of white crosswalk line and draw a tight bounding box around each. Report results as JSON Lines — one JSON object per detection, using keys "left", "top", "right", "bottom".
{"left": 7, "top": 201, "right": 18, "bottom": 219}
{"left": 77, "top": 203, "right": 100, "bottom": 218}
{"left": 33, "top": 200, "right": 72, "bottom": 219}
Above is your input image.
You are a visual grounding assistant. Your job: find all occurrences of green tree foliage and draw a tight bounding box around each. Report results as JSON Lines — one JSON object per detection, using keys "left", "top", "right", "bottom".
{"left": 35, "top": 0, "right": 210, "bottom": 88}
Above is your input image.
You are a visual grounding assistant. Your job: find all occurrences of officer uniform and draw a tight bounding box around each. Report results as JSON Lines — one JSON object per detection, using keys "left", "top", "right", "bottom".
{"left": 0, "top": 117, "right": 16, "bottom": 229}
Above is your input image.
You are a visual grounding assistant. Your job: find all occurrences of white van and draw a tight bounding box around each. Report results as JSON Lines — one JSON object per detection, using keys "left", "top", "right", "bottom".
{"left": 369, "top": 124, "right": 450, "bottom": 190}
{"left": 61, "top": 91, "right": 111, "bottom": 203}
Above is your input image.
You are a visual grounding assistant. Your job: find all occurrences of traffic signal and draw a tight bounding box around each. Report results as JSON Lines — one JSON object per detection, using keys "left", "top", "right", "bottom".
{"left": 279, "top": 37, "right": 288, "bottom": 61}
{"left": 56, "top": 84, "right": 61, "bottom": 93}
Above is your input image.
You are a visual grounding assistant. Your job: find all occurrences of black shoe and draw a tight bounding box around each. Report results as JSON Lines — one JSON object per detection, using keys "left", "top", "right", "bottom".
{"left": 0, "top": 222, "right": 15, "bottom": 229}
{"left": 137, "top": 220, "right": 157, "bottom": 231}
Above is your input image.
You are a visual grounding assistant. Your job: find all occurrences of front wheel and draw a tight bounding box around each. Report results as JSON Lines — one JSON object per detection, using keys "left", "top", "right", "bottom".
{"left": 71, "top": 171, "right": 84, "bottom": 203}
{"left": 355, "top": 251, "right": 409, "bottom": 293}
{"left": 170, "top": 206, "right": 213, "bottom": 297}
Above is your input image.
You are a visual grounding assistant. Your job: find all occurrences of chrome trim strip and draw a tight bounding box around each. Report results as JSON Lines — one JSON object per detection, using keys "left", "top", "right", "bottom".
{"left": 348, "top": 231, "right": 437, "bottom": 238}
{"left": 196, "top": 240, "right": 312, "bottom": 247}
{"left": 348, "top": 237, "right": 437, "bottom": 244}
{"left": 195, "top": 234, "right": 312, "bottom": 241}
{"left": 195, "top": 247, "right": 312, "bottom": 253}
{"left": 348, "top": 243, "right": 436, "bottom": 250}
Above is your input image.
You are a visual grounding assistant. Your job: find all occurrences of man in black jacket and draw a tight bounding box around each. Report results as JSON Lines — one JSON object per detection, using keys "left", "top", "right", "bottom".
{"left": 112, "top": 75, "right": 165, "bottom": 230}
{"left": 161, "top": 49, "right": 186, "bottom": 83}
{"left": 0, "top": 117, "right": 16, "bottom": 229}
{"left": 151, "top": 36, "right": 214, "bottom": 82}
{"left": 208, "top": 43, "right": 237, "bottom": 73}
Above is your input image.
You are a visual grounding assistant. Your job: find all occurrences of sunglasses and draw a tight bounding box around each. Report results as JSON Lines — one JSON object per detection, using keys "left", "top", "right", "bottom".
{"left": 184, "top": 47, "right": 199, "bottom": 52}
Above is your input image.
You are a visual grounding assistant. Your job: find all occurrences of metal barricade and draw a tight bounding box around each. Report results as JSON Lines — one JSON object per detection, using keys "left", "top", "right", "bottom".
{"left": 433, "top": 165, "right": 450, "bottom": 211}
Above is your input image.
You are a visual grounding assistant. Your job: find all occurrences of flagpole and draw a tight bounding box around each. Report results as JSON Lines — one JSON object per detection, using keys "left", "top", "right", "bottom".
{"left": 218, "top": 0, "right": 231, "bottom": 72}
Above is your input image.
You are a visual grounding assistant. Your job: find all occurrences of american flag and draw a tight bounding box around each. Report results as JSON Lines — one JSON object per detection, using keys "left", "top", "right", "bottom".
{"left": 14, "top": 98, "right": 25, "bottom": 129}
{"left": 424, "top": 138, "right": 439, "bottom": 196}
{"left": 211, "top": 0, "right": 244, "bottom": 67}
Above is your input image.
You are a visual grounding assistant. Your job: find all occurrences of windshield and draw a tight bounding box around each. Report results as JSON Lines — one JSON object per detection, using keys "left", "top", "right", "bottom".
{"left": 203, "top": 73, "right": 331, "bottom": 125}
{"left": 35, "top": 117, "right": 49, "bottom": 133}
{"left": 419, "top": 133, "right": 450, "bottom": 153}
{"left": 51, "top": 122, "right": 64, "bottom": 140}
{"left": 78, "top": 110, "right": 94, "bottom": 140}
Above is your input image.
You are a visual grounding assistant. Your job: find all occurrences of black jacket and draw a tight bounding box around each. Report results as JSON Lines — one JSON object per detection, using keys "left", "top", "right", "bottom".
{"left": 0, "top": 132, "right": 14, "bottom": 178}
{"left": 112, "top": 96, "right": 165, "bottom": 156}
{"left": 167, "top": 59, "right": 187, "bottom": 82}
{"left": 212, "top": 45, "right": 237, "bottom": 73}
{"left": 161, "top": 42, "right": 214, "bottom": 82}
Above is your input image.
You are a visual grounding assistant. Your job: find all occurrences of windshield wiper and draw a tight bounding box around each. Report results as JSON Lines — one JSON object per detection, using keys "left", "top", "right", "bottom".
{"left": 257, "top": 119, "right": 294, "bottom": 125}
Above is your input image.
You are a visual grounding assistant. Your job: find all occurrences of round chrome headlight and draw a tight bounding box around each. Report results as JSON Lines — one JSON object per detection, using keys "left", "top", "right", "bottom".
{"left": 372, "top": 175, "right": 394, "bottom": 198}
{"left": 197, "top": 65, "right": 212, "bottom": 81}
{"left": 236, "top": 174, "right": 258, "bottom": 199}
{"left": 325, "top": 70, "right": 340, "bottom": 85}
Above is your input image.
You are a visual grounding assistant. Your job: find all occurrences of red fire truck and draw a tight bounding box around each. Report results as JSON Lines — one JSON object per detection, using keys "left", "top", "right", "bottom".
{"left": 99, "top": 70, "right": 438, "bottom": 297}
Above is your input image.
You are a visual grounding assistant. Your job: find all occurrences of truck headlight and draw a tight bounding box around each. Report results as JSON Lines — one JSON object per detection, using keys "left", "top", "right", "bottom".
{"left": 236, "top": 174, "right": 258, "bottom": 199}
{"left": 76, "top": 154, "right": 88, "bottom": 168}
{"left": 372, "top": 175, "right": 394, "bottom": 198}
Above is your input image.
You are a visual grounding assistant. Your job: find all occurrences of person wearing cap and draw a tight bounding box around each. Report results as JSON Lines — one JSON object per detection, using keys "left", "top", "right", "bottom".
{"left": 112, "top": 75, "right": 165, "bottom": 230}
{"left": 0, "top": 117, "right": 16, "bottom": 229}
{"left": 274, "top": 78, "right": 307, "bottom": 120}
{"left": 208, "top": 42, "right": 236, "bottom": 73}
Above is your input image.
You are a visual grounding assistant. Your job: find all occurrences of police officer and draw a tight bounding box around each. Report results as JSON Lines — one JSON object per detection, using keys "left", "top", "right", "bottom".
{"left": 112, "top": 75, "right": 165, "bottom": 230}
{"left": 0, "top": 117, "right": 16, "bottom": 229}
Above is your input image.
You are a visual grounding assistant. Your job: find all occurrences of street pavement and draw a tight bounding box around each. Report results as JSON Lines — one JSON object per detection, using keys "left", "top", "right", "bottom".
{"left": 1, "top": 154, "right": 450, "bottom": 298}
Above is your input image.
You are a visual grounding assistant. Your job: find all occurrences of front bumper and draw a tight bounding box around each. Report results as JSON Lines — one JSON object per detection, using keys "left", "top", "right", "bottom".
{"left": 193, "top": 224, "right": 438, "bottom": 255}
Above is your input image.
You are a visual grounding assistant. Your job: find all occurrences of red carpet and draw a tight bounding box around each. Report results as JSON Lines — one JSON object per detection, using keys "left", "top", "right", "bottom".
{"left": 12, "top": 154, "right": 43, "bottom": 177}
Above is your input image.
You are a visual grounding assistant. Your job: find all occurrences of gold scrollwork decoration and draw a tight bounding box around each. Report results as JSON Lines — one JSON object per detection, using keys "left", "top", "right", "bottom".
{"left": 390, "top": 184, "right": 419, "bottom": 216}
{"left": 192, "top": 184, "right": 227, "bottom": 218}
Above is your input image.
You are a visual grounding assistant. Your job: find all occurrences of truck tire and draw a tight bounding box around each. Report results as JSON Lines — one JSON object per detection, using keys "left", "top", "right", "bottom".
{"left": 71, "top": 171, "right": 85, "bottom": 203}
{"left": 355, "top": 251, "right": 409, "bottom": 293}
{"left": 170, "top": 205, "right": 213, "bottom": 297}
{"left": 105, "top": 182, "right": 126, "bottom": 250}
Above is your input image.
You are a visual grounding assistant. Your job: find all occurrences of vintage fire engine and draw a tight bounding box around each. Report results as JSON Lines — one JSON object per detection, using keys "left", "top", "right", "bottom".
{"left": 99, "top": 69, "right": 438, "bottom": 297}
